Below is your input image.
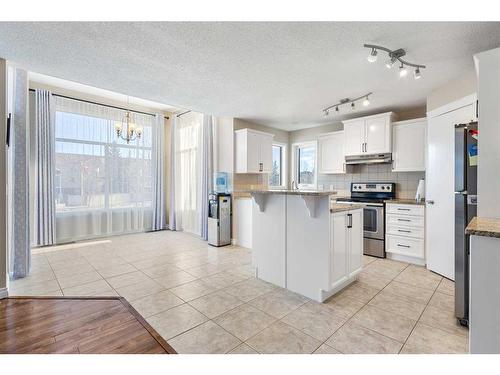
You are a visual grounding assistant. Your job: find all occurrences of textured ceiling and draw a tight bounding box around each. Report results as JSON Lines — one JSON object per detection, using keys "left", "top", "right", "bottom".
{"left": 0, "top": 22, "right": 499, "bottom": 130}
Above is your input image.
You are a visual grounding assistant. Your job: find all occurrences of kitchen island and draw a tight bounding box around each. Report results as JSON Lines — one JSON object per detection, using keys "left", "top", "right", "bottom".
{"left": 247, "top": 189, "right": 363, "bottom": 302}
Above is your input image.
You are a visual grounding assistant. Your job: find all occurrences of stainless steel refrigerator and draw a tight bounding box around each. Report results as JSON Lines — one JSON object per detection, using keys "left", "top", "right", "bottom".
{"left": 454, "top": 121, "right": 478, "bottom": 327}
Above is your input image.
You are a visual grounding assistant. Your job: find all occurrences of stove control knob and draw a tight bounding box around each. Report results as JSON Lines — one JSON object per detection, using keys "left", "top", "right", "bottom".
{"left": 381, "top": 186, "right": 385, "bottom": 190}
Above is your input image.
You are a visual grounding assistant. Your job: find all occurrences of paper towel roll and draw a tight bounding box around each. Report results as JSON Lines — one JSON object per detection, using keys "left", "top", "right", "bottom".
{"left": 415, "top": 179, "right": 425, "bottom": 202}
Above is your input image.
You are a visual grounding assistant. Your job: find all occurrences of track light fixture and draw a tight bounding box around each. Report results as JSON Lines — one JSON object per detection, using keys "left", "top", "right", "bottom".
{"left": 364, "top": 44, "right": 426, "bottom": 80}
{"left": 322, "top": 92, "right": 372, "bottom": 117}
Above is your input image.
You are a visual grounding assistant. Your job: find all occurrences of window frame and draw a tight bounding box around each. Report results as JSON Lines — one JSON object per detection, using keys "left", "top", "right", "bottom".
{"left": 268, "top": 142, "right": 287, "bottom": 190}
{"left": 292, "top": 140, "right": 318, "bottom": 190}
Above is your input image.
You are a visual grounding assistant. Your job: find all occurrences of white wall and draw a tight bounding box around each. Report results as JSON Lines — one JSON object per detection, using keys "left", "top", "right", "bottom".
{"left": 474, "top": 47, "right": 500, "bottom": 218}
{"left": 427, "top": 70, "right": 477, "bottom": 113}
{"left": 214, "top": 117, "right": 234, "bottom": 175}
{"left": 0, "top": 59, "right": 7, "bottom": 294}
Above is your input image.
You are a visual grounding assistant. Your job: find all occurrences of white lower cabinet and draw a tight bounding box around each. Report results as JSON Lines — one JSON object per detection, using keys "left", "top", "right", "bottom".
{"left": 329, "top": 208, "right": 363, "bottom": 295}
{"left": 385, "top": 203, "right": 425, "bottom": 265}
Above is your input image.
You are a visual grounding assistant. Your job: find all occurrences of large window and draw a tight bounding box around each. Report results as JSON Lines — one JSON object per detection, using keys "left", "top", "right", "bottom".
{"left": 269, "top": 143, "right": 286, "bottom": 188}
{"left": 53, "top": 96, "right": 155, "bottom": 242}
{"left": 293, "top": 141, "right": 317, "bottom": 189}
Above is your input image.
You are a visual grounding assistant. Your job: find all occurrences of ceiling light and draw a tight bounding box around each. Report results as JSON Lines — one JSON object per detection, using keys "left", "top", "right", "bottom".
{"left": 399, "top": 63, "right": 408, "bottom": 77}
{"left": 322, "top": 92, "right": 371, "bottom": 117}
{"left": 385, "top": 57, "right": 396, "bottom": 69}
{"left": 364, "top": 44, "right": 426, "bottom": 81}
{"left": 367, "top": 48, "right": 378, "bottom": 63}
{"left": 414, "top": 67, "right": 421, "bottom": 80}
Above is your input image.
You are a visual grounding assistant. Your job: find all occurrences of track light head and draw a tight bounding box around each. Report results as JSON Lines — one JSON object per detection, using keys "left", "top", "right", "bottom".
{"left": 323, "top": 109, "right": 329, "bottom": 117}
{"left": 385, "top": 57, "right": 396, "bottom": 69}
{"left": 363, "top": 96, "right": 370, "bottom": 106}
{"left": 335, "top": 106, "right": 339, "bottom": 112}
{"left": 351, "top": 102, "right": 355, "bottom": 110}
{"left": 399, "top": 63, "right": 408, "bottom": 77}
{"left": 367, "top": 48, "right": 378, "bottom": 63}
{"left": 414, "top": 67, "right": 421, "bottom": 80}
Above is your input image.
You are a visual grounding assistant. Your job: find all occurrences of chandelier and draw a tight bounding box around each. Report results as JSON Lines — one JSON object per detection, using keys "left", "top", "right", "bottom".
{"left": 115, "top": 97, "right": 142, "bottom": 144}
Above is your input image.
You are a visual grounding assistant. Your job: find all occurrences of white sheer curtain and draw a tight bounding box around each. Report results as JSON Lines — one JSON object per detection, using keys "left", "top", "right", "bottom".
{"left": 200, "top": 115, "right": 214, "bottom": 240}
{"left": 53, "top": 96, "right": 155, "bottom": 243}
{"left": 172, "top": 112, "right": 203, "bottom": 235}
{"left": 34, "top": 89, "right": 56, "bottom": 246}
{"left": 152, "top": 113, "right": 166, "bottom": 231}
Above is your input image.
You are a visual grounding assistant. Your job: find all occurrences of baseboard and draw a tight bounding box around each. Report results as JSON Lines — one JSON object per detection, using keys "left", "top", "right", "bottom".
{"left": 0, "top": 287, "right": 8, "bottom": 299}
{"left": 387, "top": 252, "right": 426, "bottom": 266}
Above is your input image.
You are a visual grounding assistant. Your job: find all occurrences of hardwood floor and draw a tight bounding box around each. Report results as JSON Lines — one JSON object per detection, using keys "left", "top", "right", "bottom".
{"left": 0, "top": 297, "right": 176, "bottom": 354}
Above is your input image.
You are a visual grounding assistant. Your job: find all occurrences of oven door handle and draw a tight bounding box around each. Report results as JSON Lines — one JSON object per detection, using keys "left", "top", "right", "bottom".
{"left": 365, "top": 204, "right": 384, "bottom": 208}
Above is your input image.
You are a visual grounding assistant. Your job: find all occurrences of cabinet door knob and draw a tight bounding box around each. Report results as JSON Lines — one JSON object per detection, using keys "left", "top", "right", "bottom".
{"left": 425, "top": 200, "right": 435, "bottom": 205}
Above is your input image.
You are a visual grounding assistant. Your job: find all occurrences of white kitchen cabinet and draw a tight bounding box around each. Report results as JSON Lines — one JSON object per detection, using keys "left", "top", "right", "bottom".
{"left": 343, "top": 112, "right": 393, "bottom": 157}
{"left": 392, "top": 118, "right": 426, "bottom": 172}
{"left": 330, "top": 208, "right": 363, "bottom": 292}
{"left": 386, "top": 203, "right": 425, "bottom": 265}
{"left": 343, "top": 119, "right": 365, "bottom": 156}
{"left": 235, "top": 128, "right": 274, "bottom": 173}
{"left": 318, "top": 131, "right": 346, "bottom": 174}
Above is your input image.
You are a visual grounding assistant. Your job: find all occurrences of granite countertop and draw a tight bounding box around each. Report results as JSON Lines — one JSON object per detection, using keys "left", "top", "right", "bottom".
{"left": 242, "top": 189, "right": 337, "bottom": 196}
{"left": 465, "top": 217, "right": 500, "bottom": 238}
{"left": 385, "top": 199, "right": 426, "bottom": 206}
{"left": 330, "top": 203, "right": 365, "bottom": 213}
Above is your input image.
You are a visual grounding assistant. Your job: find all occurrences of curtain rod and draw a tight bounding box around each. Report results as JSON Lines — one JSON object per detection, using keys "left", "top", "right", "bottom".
{"left": 28, "top": 88, "right": 170, "bottom": 120}
{"left": 176, "top": 110, "right": 192, "bottom": 118}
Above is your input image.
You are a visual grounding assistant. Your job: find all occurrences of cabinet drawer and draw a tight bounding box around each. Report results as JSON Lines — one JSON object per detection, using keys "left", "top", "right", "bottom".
{"left": 386, "top": 235, "right": 424, "bottom": 258}
{"left": 386, "top": 214, "right": 424, "bottom": 228}
{"left": 386, "top": 204, "right": 424, "bottom": 217}
{"left": 386, "top": 224, "right": 424, "bottom": 239}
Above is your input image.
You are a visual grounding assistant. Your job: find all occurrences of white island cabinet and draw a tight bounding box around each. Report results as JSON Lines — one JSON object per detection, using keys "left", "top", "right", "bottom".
{"left": 249, "top": 190, "right": 363, "bottom": 302}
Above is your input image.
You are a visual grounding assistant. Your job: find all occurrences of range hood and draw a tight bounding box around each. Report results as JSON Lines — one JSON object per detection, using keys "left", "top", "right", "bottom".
{"left": 345, "top": 153, "right": 392, "bottom": 165}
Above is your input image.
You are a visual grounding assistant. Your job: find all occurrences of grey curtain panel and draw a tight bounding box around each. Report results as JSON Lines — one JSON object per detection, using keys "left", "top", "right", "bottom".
{"left": 152, "top": 113, "right": 166, "bottom": 231}
{"left": 200, "top": 115, "right": 214, "bottom": 240}
{"left": 34, "top": 89, "right": 56, "bottom": 246}
{"left": 168, "top": 117, "right": 177, "bottom": 230}
{"left": 9, "top": 68, "right": 30, "bottom": 279}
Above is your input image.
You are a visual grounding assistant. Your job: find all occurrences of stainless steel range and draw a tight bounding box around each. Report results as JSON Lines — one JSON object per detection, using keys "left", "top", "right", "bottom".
{"left": 335, "top": 182, "right": 396, "bottom": 258}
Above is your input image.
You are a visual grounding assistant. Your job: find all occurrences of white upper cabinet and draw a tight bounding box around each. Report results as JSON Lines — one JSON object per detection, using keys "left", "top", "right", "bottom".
{"left": 343, "top": 119, "right": 365, "bottom": 156}
{"left": 318, "top": 131, "right": 345, "bottom": 174}
{"left": 343, "top": 112, "right": 393, "bottom": 156}
{"left": 235, "top": 128, "right": 274, "bottom": 173}
{"left": 259, "top": 132, "right": 274, "bottom": 173}
{"left": 365, "top": 116, "right": 391, "bottom": 154}
{"left": 392, "top": 118, "right": 426, "bottom": 172}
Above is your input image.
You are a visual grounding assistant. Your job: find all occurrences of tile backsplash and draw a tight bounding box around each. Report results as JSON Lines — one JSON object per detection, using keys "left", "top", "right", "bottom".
{"left": 318, "top": 163, "right": 425, "bottom": 199}
{"left": 233, "top": 163, "right": 424, "bottom": 199}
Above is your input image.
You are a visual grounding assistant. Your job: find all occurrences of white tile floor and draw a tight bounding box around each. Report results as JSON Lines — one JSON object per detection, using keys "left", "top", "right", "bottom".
{"left": 10, "top": 230, "right": 469, "bottom": 354}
